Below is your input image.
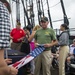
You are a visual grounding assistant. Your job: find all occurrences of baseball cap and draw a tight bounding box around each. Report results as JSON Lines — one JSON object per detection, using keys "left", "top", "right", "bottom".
{"left": 41, "top": 17, "right": 48, "bottom": 22}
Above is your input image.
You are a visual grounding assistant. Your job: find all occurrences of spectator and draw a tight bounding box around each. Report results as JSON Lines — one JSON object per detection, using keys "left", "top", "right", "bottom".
{"left": 10, "top": 22, "right": 25, "bottom": 51}
{"left": 69, "top": 39, "right": 75, "bottom": 55}
{"left": 34, "top": 16, "right": 57, "bottom": 75}
{"left": 67, "top": 39, "right": 75, "bottom": 63}
{"left": 20, "top": 26, "right": 30, "bottom": 54}
{"left": 29, "top": 25, "right": 41, "bottom": 75}
{"left": 20, "top": 26, "right": 31, "bottom": 74}
{"left": 58, "top": 24, "right": 69, "bottom": 75}
{"left": 0, "top": 0, "right": 18, "bottom": 75}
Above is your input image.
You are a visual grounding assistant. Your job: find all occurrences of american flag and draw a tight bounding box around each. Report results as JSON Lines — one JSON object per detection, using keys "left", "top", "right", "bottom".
{"left": 9, "top": 45, "right": 45, "bottom": 69}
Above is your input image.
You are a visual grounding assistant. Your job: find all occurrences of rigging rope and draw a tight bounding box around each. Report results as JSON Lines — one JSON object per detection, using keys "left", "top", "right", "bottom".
{"left": 49, "top": 1, "right": 60, "bottom": 8}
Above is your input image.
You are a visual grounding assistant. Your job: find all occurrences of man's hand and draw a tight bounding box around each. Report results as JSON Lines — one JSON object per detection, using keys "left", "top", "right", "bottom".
{"left": 44, "top": 43, "right": 52, "bottom": 48}
{"left": 35, "top": 43, "right": 39, "bottom": 47}
{"left": 17, "top": 37, "right": 24, "bottom": 41}
{"left": 17, "top": 38, "right": 21, "bottom": 41}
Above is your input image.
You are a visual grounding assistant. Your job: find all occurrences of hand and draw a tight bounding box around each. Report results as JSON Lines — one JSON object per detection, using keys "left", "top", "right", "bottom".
{"left": 17, "top": 38, "right": 22, "bottom": 41}
{"left": 17, "top": 38, "right": 21, "bottom": 41}
{"left": 35, "top": 43, "right": 39, "bottom": 47}
{"left": 10, "top": 36, "right": 13, "bottom": 39}
{"left": 44, "top": 44, "right": 52, "bottom": 48}
{"left": 27, "top": 30, "right": 30, "bottom": 35}
{"left": 17, "top": 37, "right": 24, "bottom": 41}
{"left": 5, "top": 58, "right": 12, "bottom": 64}
{"left": 9, "top": 67, "right": 18, "bottom": 75}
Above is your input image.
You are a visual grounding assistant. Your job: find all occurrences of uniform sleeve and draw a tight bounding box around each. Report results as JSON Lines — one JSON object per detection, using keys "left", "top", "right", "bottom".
{"left": 50, "top": 29, "right": 57, "bottom": 40}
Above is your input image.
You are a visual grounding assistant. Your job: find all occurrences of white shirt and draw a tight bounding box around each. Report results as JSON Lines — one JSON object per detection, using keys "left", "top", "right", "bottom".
{"left": 69, "top": 44, "right": 75, "bottom": 54}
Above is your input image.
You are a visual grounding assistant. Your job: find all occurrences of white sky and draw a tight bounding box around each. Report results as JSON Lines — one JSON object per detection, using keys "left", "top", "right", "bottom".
{"left": 9, "top": 0, "right": 75, "bottom": 30}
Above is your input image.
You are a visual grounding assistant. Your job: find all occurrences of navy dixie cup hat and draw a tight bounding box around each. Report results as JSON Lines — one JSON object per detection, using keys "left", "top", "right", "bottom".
{"left": 41, "top": 17, "right": 48, "bottom": 22}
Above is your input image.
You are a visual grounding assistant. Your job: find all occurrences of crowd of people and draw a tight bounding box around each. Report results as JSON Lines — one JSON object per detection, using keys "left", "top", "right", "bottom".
{"left": 0, "top": 0, "right": 75, "bottom": 75}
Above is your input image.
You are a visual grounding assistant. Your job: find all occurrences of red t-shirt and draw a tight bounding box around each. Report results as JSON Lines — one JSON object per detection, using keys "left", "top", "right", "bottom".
{"left": 10, "top": 28, "right": 25, "bottom": 43}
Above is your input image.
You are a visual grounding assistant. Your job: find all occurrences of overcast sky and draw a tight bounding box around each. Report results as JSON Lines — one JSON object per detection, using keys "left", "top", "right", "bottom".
{"left": 10, "top": 0, "right": 75, "bottom": 30}
{"left": 50, "top": 0, "right": 75, "bottom": 29}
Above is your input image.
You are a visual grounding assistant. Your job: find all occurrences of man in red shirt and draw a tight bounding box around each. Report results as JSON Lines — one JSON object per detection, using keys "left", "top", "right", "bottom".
{"left": 10, "top": 22, "right": 25, "bottom": 51}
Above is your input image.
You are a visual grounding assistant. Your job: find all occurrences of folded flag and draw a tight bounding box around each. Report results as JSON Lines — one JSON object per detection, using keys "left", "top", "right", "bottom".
{"left": 9, "top": 45, "right": 45, "bottom": 69}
